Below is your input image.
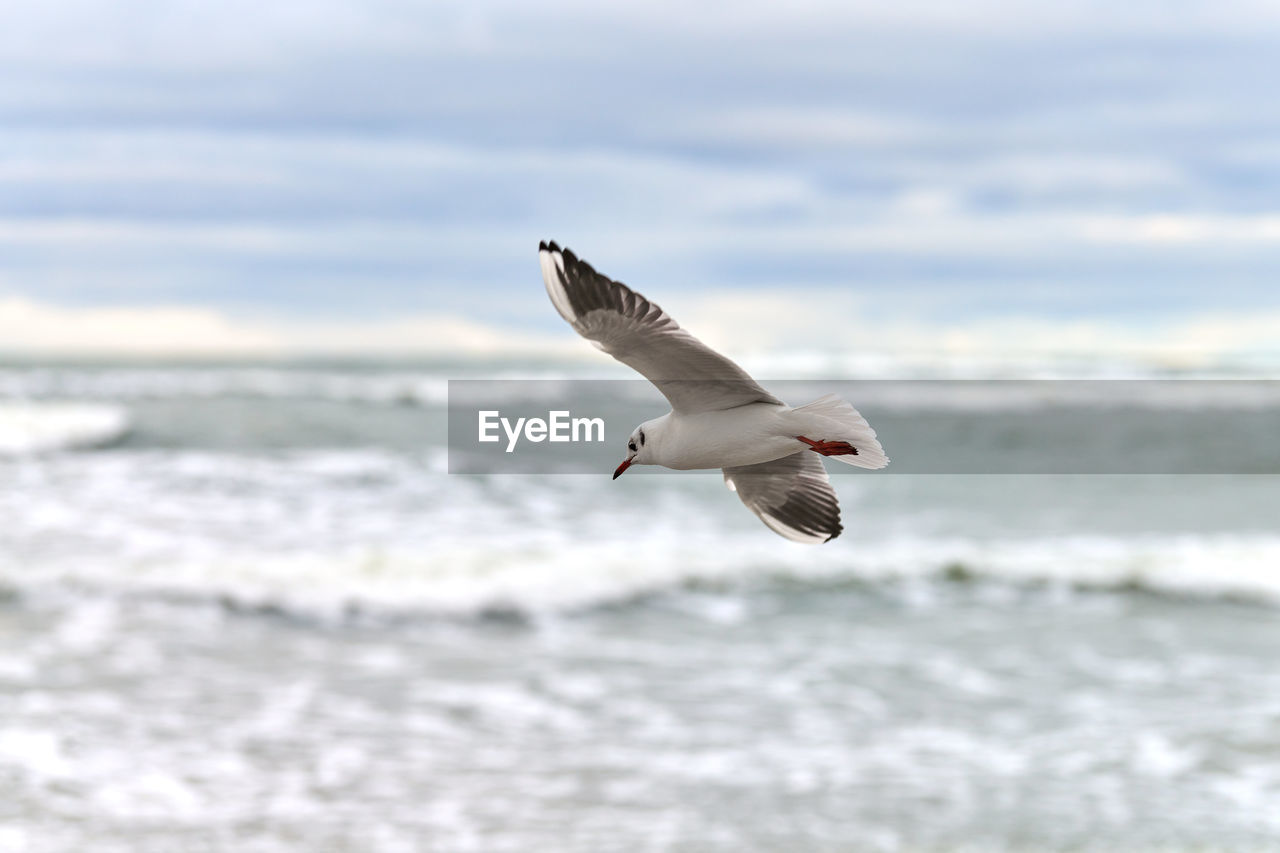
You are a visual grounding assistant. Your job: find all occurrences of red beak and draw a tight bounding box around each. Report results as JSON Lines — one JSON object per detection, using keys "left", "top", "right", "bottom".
{"left": 612, "top": 458, "right": 633, "bottom": 480}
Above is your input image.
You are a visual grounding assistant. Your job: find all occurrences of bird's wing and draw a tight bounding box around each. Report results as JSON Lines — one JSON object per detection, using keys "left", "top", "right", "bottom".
{"left": 540, "top": 241, "right": 782, "bottom": 414}
{"left": 723, "top": 451, "right": 842, "bottom": 544}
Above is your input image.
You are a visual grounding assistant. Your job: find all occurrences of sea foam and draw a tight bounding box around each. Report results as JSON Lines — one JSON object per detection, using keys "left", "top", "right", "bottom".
{"left": 0, "top": 403, "right": 131, "bottom": 455}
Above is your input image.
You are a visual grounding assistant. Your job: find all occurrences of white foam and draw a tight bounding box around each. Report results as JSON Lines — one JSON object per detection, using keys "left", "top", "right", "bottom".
{"left": 0, "top": 403, "right": 131, "bottom": 455}
{"left": 4, "top": 446, "right": 1280, "bottom": 618}
{"left": 12, "top": 528, "right": 1280, "bottom": 620}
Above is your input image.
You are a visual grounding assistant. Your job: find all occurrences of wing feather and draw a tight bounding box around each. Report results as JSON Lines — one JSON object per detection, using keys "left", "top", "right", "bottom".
{"left": 540, "top": 241, "right": 782, "bottom": 414}
{"left": 723, "top": 452, "right": 843, "bottom": 544}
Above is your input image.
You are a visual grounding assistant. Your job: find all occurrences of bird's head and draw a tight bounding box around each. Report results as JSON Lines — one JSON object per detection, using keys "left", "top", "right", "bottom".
{"left": 613, "top": 420, "right": 657, "bottom": 479}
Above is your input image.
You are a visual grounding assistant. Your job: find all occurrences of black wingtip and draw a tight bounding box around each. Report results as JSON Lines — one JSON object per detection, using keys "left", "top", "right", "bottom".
{"left": 539, "top": 240, "right": 547, "bottom": 251}
{"left": 548, "top": 240, "right": 561, "bottom": 252}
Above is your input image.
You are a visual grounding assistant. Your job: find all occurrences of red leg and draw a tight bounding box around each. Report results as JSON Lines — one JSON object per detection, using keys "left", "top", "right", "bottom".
{"left": 796, "top": 436, "right": 859, "bottom": 457}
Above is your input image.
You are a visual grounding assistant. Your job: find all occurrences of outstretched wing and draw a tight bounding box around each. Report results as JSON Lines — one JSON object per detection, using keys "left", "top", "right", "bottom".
{"left": 723, "top": 452, "right": 842, "bottom": 544}
{"left": 540, "top": 241, "right": 782, "bottom": 414}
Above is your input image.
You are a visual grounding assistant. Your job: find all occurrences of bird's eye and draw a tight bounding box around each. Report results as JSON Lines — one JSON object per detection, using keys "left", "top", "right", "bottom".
{"left": 628, "top": 442, "right": 637, "bottom": 452}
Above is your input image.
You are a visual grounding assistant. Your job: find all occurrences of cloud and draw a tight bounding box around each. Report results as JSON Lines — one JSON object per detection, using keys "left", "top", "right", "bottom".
{"left": 0, "top": 296, "right": 568, "bottom": 357}
{"left": 3, "top": 293, "right": 1276, "bottom": 375}
{"left": 1080, "top": 214, "right": 1280, "bottom": 245}
{"left": 676, "top": 291, "right": 1280, "bottom": 367}
{"left": 2, "top": 0, "right": 1280, "bottom": 328}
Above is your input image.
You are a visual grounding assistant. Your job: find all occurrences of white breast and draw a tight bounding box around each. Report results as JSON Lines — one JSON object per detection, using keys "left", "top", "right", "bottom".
{"left": 653, "top": 403, "right": 803, "bottom": 470}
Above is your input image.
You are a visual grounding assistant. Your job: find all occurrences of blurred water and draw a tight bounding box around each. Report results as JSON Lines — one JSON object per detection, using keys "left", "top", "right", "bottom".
{"left": 2, "top": 359, "right": 1279, "bottom": 851}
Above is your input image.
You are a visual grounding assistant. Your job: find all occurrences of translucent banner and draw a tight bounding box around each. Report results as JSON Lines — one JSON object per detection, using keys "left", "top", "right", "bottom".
{"left": 448, "top": 379, "right": 1280, "bottom": 475}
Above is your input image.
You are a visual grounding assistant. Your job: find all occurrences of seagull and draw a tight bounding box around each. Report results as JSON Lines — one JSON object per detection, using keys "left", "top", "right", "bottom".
{"left": 539, "top": 240, "right": 888, "bottom": 543}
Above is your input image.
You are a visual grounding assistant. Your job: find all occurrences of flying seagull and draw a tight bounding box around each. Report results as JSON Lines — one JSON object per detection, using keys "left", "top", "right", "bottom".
{"left": 539, "top": 241, "right": 888, "bottom": 543}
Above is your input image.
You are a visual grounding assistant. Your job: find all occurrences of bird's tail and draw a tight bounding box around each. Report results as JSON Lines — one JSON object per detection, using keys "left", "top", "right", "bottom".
{"left": 788, "top": 394, "right": 889, "bottom": 469}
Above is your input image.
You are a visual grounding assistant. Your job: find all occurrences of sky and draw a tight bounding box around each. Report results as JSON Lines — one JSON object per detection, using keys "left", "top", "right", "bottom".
{"left": 2, "top": 0, "right": 1280, "bottom": 361}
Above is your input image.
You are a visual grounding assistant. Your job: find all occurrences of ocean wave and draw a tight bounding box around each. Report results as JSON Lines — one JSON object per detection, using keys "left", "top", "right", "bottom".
{"left": 737, "top": 350, "right": 1280, "bottom": 381}
{"left": 839, "top": 379, "right": 1280, "bottom": 411}
{"left": 0, "top": 403, "right": 131, "bottom": 455}
{"left": 5, "top": 364, "right": 1280, "bottom": 412}
{"left": 9, "top": 531, "right": 1280, "bottom": 622}
{"left": 0, "top": 366, "right": 624, "bottom": 406}
{"left": 0, "top": 367, "right": 453, "bottom": 406}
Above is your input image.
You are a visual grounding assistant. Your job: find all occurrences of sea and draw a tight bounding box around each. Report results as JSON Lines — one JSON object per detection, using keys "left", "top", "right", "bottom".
{"left": 2, "top": 354, "right": 1279, "bottom": 852}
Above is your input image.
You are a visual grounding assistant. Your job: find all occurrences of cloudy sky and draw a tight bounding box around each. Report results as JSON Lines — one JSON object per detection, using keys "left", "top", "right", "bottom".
{"left": 2, "top": 0, "right": 1280, "bottom": 358}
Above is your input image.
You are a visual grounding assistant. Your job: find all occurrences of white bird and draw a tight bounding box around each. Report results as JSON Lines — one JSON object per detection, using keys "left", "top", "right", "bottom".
{"left": 540, "top": 240, "right": 888, "bottom": 543}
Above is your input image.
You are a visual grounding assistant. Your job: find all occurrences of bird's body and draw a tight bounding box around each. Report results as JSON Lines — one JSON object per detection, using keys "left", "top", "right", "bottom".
{"left": 633, "top": 400, "right": 882, "bottom": 471}
{"left": 539, "top": 240, "right": 888, "bottom": 543}
{"left": 634, "top": 403, "right": 792, "bottom": 470}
